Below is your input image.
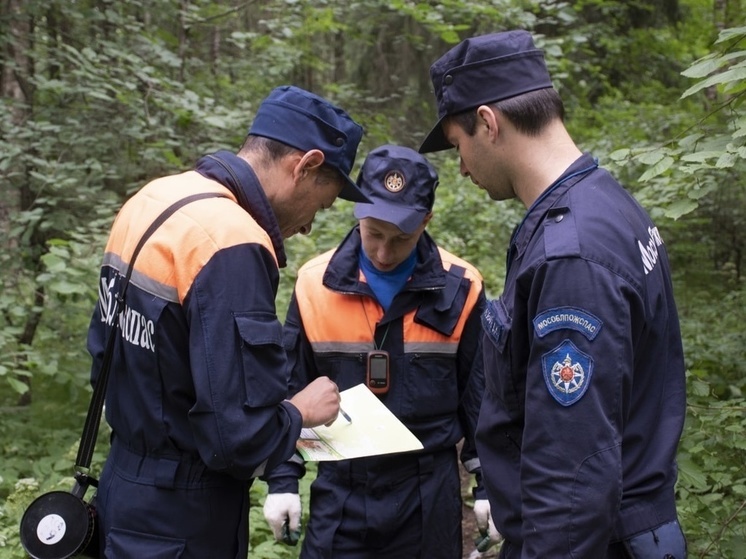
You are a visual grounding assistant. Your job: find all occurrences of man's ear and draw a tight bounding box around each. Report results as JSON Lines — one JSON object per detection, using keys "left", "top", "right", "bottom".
{"left": 293, "top": 149, "right": 325, "bottom": 180}
{"left": 476, "top": 105, "right": 498, "bottom": 142}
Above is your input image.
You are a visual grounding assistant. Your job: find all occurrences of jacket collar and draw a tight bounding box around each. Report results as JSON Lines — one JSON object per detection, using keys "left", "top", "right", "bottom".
{"left": 510, "top": 152, "right": 598, "bottom": 264}
{"left": 322, "top": 226, "right": 446, "bottom": 295}
{"left": 195, "top": 150, "right": 287, "bottom": 268}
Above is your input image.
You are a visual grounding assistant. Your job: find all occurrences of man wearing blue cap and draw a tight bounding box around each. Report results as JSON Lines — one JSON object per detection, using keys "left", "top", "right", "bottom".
{"left": 87, "top": 85, "right": 369, "bottom": 557}
{"left": 262, "top": 145, "right": 497, "bottom": 558}
{"left": 420, "top": 30, "right": 687, "bottom": 559}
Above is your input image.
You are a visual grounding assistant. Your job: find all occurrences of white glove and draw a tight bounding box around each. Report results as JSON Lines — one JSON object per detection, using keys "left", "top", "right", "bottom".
{"left": 263, "top": 492, "right": 301, "bottom": 545}
{"left": 474, "top": 499, "right": 502, "bottom": 552}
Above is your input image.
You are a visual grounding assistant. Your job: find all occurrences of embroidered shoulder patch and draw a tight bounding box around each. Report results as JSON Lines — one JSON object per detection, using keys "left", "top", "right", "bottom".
{"left": 533, "top": 307, "right": 602, "bottom": 340}
{"left": 541, "top": 340, "right": 593, "bottom": 406}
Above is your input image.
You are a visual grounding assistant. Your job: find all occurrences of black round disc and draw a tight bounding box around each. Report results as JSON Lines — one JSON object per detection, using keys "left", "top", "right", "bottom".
{"left": 20, "top": 491, "right": 95, "bottom": 559}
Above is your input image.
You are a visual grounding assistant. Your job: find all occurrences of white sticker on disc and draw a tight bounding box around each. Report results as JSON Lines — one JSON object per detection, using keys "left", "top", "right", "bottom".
{"left": 37, "top": 514, "right": 66, "bottom": 545}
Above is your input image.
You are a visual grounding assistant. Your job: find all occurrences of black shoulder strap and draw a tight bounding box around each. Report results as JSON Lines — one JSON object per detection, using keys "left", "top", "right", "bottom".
{"left": 74, "top": 192, "right": 226, "bottom": 472}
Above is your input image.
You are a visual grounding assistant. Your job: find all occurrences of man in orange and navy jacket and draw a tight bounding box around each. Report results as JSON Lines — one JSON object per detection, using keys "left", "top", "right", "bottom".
{"left": 262, "top": 145, "right": 500, "bottom": 559}
{"left": 86, "top": 86, "right": 371, "bottom": 558}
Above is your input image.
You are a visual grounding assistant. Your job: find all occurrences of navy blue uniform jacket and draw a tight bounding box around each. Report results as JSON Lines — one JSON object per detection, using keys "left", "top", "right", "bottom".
{"left": 265, "top": 227, "right": 486, "bottom": 558}
{"left": 477, "top": 153, "right": 686, "bottom": 558}
{"left": 87, "top": 151, "right": 302, "bottom": 557}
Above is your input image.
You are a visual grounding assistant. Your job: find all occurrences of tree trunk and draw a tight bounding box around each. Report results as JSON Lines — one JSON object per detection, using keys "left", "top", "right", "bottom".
{"left": 1, "top": 0, "right": 27, "bottom": 242}
{"left": 2, "top": 0, "right": 50, "bottom": 406}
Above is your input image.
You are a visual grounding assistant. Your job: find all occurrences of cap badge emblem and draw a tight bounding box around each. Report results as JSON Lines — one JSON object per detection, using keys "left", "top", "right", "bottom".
{"left": 384, "top": 171, "right": 405, "bottom": 192}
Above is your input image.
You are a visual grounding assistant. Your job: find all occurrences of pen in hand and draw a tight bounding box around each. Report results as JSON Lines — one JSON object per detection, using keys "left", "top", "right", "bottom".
{"left": 339, "top": 408, "right": 352, "bottom": 423}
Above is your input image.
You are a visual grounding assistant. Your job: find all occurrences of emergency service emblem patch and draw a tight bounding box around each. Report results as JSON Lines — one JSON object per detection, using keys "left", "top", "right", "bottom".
{"left": 384, "top": 170, "right": 406, "bottom": 192}
{"left": 541, "top": 339, "right": 593, "bottom": 406}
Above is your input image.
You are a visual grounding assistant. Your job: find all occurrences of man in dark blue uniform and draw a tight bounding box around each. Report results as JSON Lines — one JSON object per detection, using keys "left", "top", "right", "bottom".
{"left": 87, "top": 86, "right": 368, "bottom": 558}
{"left": 420, "top": 31, "right": 688, "bottom": 559}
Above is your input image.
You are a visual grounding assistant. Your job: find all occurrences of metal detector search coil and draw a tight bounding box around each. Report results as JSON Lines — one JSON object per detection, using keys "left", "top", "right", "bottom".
{"left": 20, "top": 474, "right": 100, "bottom": 559}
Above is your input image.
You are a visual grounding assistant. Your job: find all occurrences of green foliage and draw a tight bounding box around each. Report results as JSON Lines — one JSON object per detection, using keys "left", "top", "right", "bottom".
{"left": 607, "top": 26, "right": 746, "bottom": 221}
{"left": 0, "top": 385, "right": 110, "bottom": 558}
{"left": 678, "top": 373, "right": 746, "bottom": 557}
{"left": 2, "top": 0, "right": 746, "bottom": 557}
{"left": 0, "top": 221, "right": 109, "bottom": 398}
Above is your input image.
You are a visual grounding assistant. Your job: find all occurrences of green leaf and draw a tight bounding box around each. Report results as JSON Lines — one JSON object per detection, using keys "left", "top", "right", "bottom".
{"left": 677, "top": 456, "right": 710, "bottom": 491}
{"left": 41, "top": 252, "right": 68, "bottom": 273}
{"left": 681, "top": 55, "right": 723, "bottom": 79}
{"left": 682, "top": 66, "right": 746, "bottom": 98}
{"left": 680, "top": 151, "right": 721, "bottom": 163}
{"left": 639, "top": 156, "right": 674, "bottom": 182}
{"left": 636, "top": 150, "right": 667, "bottom": 166}
{"left": 716, "top": 152, "right": 738, "bottom": 168}
{"left": 664, "top": 199, "right": 699, "bottom": 220}
{"left": 6, "top": 377, "right": 30, "bottom": 395}
{"left": 691, "top": 380, "right": 711, "bottom": 397}
{"left": 678, "top": 133, "right": 704, "bottom": 149}
{"left": 716, "top": 26, "right": 746, "bottom": 43}
{"left": 49, "top": 281, "right": 86, "bottom": 295}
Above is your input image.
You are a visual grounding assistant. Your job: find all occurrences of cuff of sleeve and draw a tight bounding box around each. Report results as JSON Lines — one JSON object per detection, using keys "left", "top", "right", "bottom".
{"left": 472, "top": 469, "right": 487, "bottom": 500}
{"left": 268, "top": 476, "right": 300, "bottom": 494}
{"left": 264, "top": 456, "right": 305, "bottom": 493}
{"left": 281, "top": 400, "right": 304, "bottom": 436}
{"left": 472, "top": 483, "right": 488, "bottom": 501}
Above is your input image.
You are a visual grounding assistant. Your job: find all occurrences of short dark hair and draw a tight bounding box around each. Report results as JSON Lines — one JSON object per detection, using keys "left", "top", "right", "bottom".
{"left": 239, "top": 135, "right": 342, "bottom": 186}
{"left": 449, "top": 88, "right": 565, "bottom": 138}
{"left": 313, "top": 164, "right": 343, "bottom": 186}
{"left": 239, "top": 135, "right": 297, "bottom": 161}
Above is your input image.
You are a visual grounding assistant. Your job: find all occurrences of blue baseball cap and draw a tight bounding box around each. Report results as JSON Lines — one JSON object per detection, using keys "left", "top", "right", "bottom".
{"left": 353, "top": 145, "right": 438, "bottom": 234}
{"left": 419, "top": 30, "right": 554, "bottom": 153}
{"left": 249, "top": 85, "right": 370, "bottom": 203}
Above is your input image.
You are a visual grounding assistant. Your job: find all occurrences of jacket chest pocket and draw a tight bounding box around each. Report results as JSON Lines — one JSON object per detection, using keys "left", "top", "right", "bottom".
{"left": 401, "top": 353, "right": 459, "bottom": 419}
{"left": 313, "top": 353, "right": 366, "bottom": 391}
{"left": 234, "top": 312, "right": 287, "bottom": 407}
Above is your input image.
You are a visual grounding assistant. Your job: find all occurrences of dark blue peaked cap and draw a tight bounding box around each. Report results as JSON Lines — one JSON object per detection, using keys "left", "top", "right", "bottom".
{"left": 353, "top": 145, "right": 438, "bottom": 235}
{"left": 419, "top": 30, "right": 554, "bottom": 153}
{"left": 249, "top": 85, "right": 370, "bottom": 203}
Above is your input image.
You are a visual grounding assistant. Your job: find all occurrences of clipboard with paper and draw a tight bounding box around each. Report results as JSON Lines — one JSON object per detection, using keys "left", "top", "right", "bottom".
{"left": 296, "top": 383, "right": 424, "bottom": 461}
